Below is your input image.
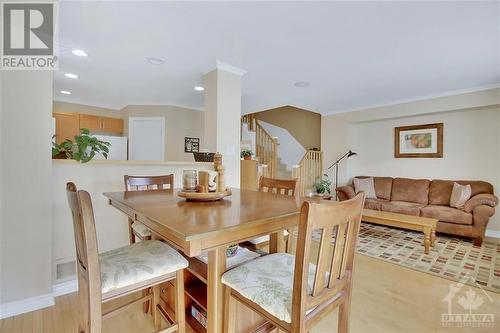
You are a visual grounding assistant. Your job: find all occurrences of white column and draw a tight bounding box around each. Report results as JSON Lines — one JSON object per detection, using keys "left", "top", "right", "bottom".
{"left": 203, "top": 62, "right": 246, "bottom": 188}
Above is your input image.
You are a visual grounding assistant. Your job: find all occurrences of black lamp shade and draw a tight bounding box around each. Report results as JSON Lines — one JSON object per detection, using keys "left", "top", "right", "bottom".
{"left": 347, "top": 150, "right": 357, "bottom": 158}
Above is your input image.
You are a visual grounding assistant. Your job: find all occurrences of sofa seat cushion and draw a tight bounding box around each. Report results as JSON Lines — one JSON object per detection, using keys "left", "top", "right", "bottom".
{"left": 364, "top": 198, "right": 387, "bottom": 210}
{"left": 100, "top": 240, "right": 188, "bottom": 296}
{"left": 380, "top": 201, "right": 424, "bottom": 216}
{"left": 421, "top": 205, "right": 472, "bottom": 225}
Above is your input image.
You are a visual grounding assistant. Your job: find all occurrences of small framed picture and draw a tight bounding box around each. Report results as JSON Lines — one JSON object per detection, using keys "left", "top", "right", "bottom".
{"left": 394, "top": 123, "right": 443, "bottom": 158}
{"left": 184, "top": 137, "right": 200, "bottom": 153}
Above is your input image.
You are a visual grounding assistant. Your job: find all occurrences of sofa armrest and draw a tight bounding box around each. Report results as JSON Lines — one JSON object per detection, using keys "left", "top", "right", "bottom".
{"left": 336, "top": 185, "right": 355, "bottom": 201}
{"left": 464, "top": 193, "right": 499, "bottom": 213}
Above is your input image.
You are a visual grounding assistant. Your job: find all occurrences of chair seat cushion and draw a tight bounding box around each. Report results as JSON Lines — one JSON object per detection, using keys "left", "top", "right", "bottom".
{"left": 421, "top": 205, "right": 472, "bottom": 225}
{"left": 221, "top": 253, "right": 317, "bottom": 323}
{"left": 380, "top": 201, "right": 424, "bottom": 216}
{"left": 100, "top": 240, "right": 188, "bottom": 295}
{"left": 132, "top": 222, "right": 152, "bottom": 237}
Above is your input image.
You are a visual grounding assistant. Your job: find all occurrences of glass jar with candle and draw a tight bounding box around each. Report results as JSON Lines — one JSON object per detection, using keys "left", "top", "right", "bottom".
{"left": 182, "top": 170, "right": 197, "bottom": 192}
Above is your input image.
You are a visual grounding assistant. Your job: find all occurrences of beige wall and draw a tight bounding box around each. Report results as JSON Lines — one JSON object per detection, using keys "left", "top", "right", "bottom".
{"left": 53, "top": 100, "right": 124, "bottom": 118}
{"left": 123, "top": 105, "right": 204, "bottom": 162}
{"left": 321, "top": 88, "right": 500, "bottom": 233}
{"left": 253, "top": 105, "right": 321, "bottom": 150}
{"left": 1, "top": 71, "right": 53, "bottom": 306}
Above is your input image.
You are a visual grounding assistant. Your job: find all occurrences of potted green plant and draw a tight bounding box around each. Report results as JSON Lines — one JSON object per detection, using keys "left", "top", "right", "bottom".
{"left": 313, "top": 177, "right": 332, "bottom": 196}
{"left": 52, "top": 128, "right": 111, "bottom": 163}
{"left": 240, "top": 149, "right": 253, "bottom": 160}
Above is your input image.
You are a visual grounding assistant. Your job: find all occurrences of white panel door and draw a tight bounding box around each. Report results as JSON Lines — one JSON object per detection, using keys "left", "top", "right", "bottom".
{"left": 128, "top": 117, "right": 165, "bottom": 161}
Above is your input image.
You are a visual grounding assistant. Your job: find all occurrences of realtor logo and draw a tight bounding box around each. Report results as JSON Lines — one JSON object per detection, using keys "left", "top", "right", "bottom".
{"left": 441, "top": 274, "right": 495, "bottom": 328}
{"left": 1, "top": 1, "right": 58, "bottom": 69}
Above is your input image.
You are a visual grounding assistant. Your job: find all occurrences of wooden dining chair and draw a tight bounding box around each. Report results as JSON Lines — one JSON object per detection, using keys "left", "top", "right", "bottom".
{"left": 66, "top": 182, "right": 187, "bottom": 333}
{"left": 124, "top": 174, "right": 174, "bottom": 243}
{"left": 242, "top": 176, "right": 298, "bottom": 251}
{"left": 222, "top": 192, "right": 366, "bottom": 333}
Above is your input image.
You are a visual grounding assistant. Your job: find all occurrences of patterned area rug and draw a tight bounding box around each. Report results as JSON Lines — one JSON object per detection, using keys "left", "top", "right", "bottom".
{"left": 355, "top": 223, "right": 500, "bottom": 293}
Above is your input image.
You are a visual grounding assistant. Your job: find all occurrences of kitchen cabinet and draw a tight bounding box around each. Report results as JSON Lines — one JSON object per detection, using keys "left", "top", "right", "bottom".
{"left": 53, "top": 112, "right": 79, "bottom": 144}
{"left": 53, "top": 112, "right": 124, "bottom": 141}
{"left": 79, "top": 114, "right": 101, "bottom": 132}
{"left": 101, "top": 116, "right": 124, "bottom": 134}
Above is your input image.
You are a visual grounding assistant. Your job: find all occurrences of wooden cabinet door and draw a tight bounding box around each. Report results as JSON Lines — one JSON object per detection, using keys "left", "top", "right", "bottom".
{"left": 53, "top": 112, "right": 80, "bottom": 144}
{"left": 101, "top": 117, "right": 124, "bottom": 134}
{"left": 79, "top": 114, "right": 101, "bottom": 133}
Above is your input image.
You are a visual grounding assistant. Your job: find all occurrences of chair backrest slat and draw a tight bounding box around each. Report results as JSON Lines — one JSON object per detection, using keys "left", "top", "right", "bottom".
{"left": 66, "top": 182, "right": 102, "bottom": 333}
{"left": 258, "top": 176, "right": 297, "bottom": 196}
{"left": 124, "top": 174, "right": 174, "bottom": 192}
{"left": 291, "top": 193, "right": 365, "bottom": 331}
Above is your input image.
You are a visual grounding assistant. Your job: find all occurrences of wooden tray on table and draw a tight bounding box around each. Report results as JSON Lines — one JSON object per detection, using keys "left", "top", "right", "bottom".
{"left": 177, "top": 189, "right": 232, "bottom": 202}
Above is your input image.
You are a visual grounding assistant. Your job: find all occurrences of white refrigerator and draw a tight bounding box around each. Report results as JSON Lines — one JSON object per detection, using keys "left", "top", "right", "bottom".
{"left": 93, "top": 135, "right": 128, "bottom": 160}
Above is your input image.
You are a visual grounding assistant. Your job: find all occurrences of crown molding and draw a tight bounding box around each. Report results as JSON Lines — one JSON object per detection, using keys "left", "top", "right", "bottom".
{"left": 215, "top": 61, "right": 247, "bottom": 76}
{"left": 323, "top": 84, "right": 500, "bottom": 116}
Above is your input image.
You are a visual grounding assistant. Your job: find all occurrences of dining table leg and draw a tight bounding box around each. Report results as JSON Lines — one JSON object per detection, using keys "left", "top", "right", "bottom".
{"left": 269, "top": 230, "right": 285, "bottom": 253}
{"left": 207, "top": 246, "right": 227, "bottom": 333}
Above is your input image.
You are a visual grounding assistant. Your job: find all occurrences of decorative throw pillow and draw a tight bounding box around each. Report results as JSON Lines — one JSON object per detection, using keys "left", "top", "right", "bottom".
{"left": 353, "top": 177, "right": 377, "bottom": 199}
{"left": 450, "top": 182, "right": 472, "bottom": 209}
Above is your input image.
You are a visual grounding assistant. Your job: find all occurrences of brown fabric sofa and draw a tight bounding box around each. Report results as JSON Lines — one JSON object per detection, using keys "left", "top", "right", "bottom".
{"left": 336, "top": 177, "right": 498, "bottom": 246}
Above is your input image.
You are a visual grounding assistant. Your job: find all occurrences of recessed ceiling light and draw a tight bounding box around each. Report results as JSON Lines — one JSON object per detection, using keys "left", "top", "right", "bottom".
{"left": 60, "top": 90, "right": 72, "bottom": 95}
{"left": 194, "top": 86, "right": 205, "bottom": 91}
{"left": 147, "top": 57, "right": 165, "bottom": 65}
{"left": 294, "top": 81, "right": 311, "bottom": 87}
{"left": 72, "top": 49, "right": 88, "bottom": 57}
{"left": 64, "top": 73, "right": 78, "bottom": 79}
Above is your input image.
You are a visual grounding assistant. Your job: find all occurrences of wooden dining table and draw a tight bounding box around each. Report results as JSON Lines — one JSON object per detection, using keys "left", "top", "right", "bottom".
{"left": 103, "top": 188, "right": 302, "bottom": 333}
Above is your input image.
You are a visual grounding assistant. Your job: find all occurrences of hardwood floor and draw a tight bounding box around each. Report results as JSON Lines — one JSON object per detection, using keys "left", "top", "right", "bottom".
{"left": 1, "top": 254, "right": 499, "bottom": 333}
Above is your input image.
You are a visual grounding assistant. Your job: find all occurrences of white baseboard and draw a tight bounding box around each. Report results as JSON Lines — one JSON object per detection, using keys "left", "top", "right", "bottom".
{"left": 485, "top": 229, "right": 500, "bottom": 239}
{"left": 52, "top": 279, "right": 78, "bottom": 297}
{"left": 0, "top": 293, "right": 54, "bottom": 320}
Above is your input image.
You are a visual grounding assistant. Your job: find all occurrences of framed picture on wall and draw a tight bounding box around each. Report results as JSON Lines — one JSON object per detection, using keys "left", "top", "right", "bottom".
{"left": 394, "top": 123, "right": 443, "bottom": 158}
{"left": 184, "top": 137, "right": 200, "bottom": 153}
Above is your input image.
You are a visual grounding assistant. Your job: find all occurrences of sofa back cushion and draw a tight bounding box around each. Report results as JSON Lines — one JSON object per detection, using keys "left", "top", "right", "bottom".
{"left": 354, "top": 176, "right": 393, "bottom": 200}
{"left": 429, "top": 180, "right": 494, "bottom": 205}
{"left": 391, "top": 178, "right": 430, "bottom": 204}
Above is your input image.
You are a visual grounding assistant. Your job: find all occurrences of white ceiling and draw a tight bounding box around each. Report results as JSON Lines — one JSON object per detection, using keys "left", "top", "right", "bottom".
{"left": 54, "top": 1, "right": 500, "bottom": 115}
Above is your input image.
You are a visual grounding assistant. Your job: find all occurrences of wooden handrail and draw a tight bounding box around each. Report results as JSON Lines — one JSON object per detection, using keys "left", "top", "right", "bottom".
{"left": 241, "top": 114, "right": 256, "bottom": 131}
{"left": 293, "top": 150, "right": 323, "bottom": 196}
{"left": 255, "top": 121, "right": 278, "bottom": 178}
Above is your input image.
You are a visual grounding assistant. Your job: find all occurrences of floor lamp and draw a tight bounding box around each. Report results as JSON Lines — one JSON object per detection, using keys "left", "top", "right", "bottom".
{"left": 326, "top": 150, "right": 357, "bottom": 200}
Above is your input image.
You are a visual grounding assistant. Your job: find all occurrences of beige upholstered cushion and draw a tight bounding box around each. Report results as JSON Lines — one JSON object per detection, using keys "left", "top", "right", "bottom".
{"left": 100, "top": 240, "right": 188, "bottom": 295}
{"left": 450, "top": 182, "right": 472, "bottom": 209}
{"left": 222, "top": 253, "right": 319, "bottom": 323}
{"left": 353, "top": 177, "right": 377, "bottom": 199}
{"left": 132, "top": 222, "right": 152, "bottom": 238}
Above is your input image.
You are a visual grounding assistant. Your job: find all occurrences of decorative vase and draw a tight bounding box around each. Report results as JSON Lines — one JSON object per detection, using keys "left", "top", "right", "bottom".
{"left": 182, "top": 170, "right": 197, "bottom": 192}
{"left": 243, "top": 156, "right": 251, "bottom": 160}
